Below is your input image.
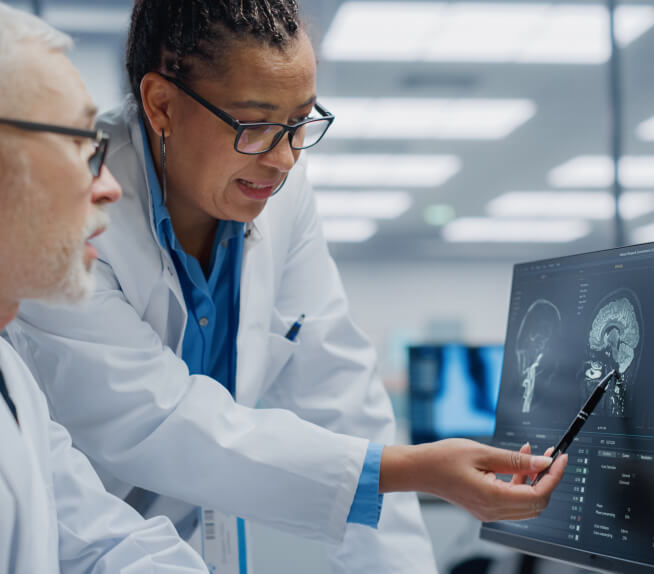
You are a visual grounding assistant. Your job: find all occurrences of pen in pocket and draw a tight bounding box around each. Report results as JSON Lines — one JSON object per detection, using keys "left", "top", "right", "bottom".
{"left": 285, "top": 314, "right": 305, "bottom": 341}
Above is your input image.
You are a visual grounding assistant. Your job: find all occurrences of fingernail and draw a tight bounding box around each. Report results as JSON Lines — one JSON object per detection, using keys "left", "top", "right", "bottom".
{"left": 522, "top": 441, "right": 530, "bottom": 449}
{"left": 531, "top": 455, "right": 553, "bottom": 471}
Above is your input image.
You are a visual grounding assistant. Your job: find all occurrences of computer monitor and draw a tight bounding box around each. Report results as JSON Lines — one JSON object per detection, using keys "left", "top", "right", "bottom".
{"left": 480, "top": 243, "right": 654, "bottom": 573}
{"left": 408, "top": 343, "right": 503, "bottom": 443}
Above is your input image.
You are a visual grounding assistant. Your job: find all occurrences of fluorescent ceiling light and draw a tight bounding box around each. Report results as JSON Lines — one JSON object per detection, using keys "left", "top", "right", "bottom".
{"left": 321, "top": 218, "right": 378, "bottom": 242}
{"left": 621, "top": 192, "right": 654, "bottom": 219}
{"left": 486, "top": 191, "right": 654, "bottom": 220}
{"left": 548, "top": 156, "right": 654, "bottom": 188}
{"left": 315, "top": 191, "right": 412, "bottom": 219}
{"left": 323, "top": 98, "right": 535, "bottom": 140}
{"left": 636, "top": 116, "right": 654, "bottom": 141}
{"left": 442, "top": 217, "right": 591, "bottom": 242}
{"left": 631, "top": 223, "right": 654, "bottom": 244}
{"left": 44, "top": 5, "right": 131, "bottom": 34}
{"left": 322, "top": 3, "right": 654, "bottom": 64}
{"left": 306, "top": 154, "right": 461, "bottom": 188}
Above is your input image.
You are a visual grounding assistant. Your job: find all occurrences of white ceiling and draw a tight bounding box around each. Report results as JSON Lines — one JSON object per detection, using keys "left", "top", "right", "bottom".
{"left": 10, "top": 0, "right": 654, "bottom": 263}
{"left": 302, "top": 0, "right": 654, "bottom": 262}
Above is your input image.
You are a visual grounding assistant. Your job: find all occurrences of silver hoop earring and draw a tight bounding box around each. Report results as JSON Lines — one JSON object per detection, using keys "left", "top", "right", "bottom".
{"left": 160, "top": 130, "right": 167, "bottom": 204}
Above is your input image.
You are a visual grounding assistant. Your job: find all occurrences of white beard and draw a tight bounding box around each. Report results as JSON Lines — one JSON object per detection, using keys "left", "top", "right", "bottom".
{"left": 40, "top": 208, "right": 110, "bottom": 306}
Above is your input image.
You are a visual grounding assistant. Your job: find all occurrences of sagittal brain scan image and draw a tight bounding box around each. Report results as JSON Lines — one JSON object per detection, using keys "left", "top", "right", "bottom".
{"left": 583, "top": 289, "right": 642, "bottom": 418}
{"left": 516, "top": 299, "right": 562, "bottom": 413}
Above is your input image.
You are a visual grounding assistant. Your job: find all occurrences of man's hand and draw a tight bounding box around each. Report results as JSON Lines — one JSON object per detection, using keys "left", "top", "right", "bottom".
{"left": 379, "top": 438, "right": 567, "bottom": 522}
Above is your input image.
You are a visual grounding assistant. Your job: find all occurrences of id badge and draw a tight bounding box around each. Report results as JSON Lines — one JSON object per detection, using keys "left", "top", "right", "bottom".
{"left": 201, "top": 508, "right": 248, "bottom": 574}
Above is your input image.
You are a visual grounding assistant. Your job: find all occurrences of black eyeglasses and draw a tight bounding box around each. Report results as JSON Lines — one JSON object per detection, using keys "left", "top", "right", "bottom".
{"left": 0, "top": 118, "right": 109, "bottom": 178}
{"left": 160, "top": 74, "right": 335, "bottom": 155}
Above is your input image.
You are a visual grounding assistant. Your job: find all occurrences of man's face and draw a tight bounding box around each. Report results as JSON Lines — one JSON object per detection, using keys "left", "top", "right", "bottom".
{"left": 0, "top": 44, "right": 121, "bottom": 314}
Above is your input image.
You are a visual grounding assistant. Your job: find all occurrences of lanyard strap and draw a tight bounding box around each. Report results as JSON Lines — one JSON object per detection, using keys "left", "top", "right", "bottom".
{"left": 0, "top": 368, "right": 18, "bottom": 425}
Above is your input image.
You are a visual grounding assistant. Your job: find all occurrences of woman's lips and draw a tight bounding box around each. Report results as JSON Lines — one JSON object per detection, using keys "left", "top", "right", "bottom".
{"left": 236, "top": 178, "right": 278, "bottom": 201}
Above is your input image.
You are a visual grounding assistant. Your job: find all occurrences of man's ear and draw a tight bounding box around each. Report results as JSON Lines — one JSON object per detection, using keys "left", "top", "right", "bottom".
{"left": 140, "top": 72, "right": 175, "bottom": 137}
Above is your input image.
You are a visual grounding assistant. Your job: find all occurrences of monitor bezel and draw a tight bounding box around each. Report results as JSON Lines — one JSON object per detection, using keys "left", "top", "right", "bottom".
{"left": 480, "top": 525, "right": 654, "bottom": 573}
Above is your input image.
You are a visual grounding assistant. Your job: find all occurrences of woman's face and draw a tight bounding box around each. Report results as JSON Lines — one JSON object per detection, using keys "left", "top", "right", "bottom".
{"left": 164, "top": 31, "right": 317, "bottom": 224}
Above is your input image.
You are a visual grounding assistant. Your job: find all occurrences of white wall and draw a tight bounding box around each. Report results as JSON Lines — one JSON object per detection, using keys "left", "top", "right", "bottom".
{"left": 335, "top": 259, "right": 515, "bottom": 384}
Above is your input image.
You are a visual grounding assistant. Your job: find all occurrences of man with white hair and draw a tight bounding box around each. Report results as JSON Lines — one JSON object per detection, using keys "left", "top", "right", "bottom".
{"left": 0, "top": 4, "right": 209, "bottom": 572}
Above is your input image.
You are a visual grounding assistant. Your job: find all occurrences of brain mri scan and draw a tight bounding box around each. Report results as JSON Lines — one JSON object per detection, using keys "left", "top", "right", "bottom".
{"left": 516, "top": 299, "right": 562, "bottom": 414}
{"left": 583, "top": 290, "right": 642, "bottom": 417}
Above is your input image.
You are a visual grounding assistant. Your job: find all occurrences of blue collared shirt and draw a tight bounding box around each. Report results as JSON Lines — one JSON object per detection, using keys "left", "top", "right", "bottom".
{"left": 140, "top": 120, "right": 382, "bottom": 527}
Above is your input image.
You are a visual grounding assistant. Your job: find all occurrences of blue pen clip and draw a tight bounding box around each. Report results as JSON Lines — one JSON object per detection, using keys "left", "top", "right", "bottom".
{"left": 285, "top": 314, "right": 305, "bottom": 341}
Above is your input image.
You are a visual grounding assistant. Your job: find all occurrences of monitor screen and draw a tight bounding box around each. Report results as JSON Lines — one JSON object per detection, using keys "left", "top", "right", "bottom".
{"left": 480, "top": 243, "right": 654, "bottom": 573}
{"left": 408, "top": 343, "right": 503, "bottom": 443}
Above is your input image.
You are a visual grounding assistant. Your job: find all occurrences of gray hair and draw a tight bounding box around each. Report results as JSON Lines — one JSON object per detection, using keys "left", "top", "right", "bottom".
{"left": 0, "top": 3, "right": 71, "bottom": 55}
{"left": 0, "top": 2, "right": 72, "bottom": 116}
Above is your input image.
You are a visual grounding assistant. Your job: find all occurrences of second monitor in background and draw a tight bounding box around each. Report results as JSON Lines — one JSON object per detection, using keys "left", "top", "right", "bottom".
{"left": 408, "top": 344, "right": 503, "bottom": 444}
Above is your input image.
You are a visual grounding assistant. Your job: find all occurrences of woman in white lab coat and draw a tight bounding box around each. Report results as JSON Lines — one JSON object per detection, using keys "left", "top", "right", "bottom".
{"left": 7, "top": 2, "right": 565, "bottom": 573}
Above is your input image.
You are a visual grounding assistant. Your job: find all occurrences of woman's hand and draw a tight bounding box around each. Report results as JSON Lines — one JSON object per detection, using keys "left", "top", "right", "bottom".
{"left": 379, "top": 438, "right": 567, "bottom": 522}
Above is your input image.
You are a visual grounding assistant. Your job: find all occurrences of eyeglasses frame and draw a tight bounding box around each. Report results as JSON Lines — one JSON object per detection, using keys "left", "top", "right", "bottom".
{"left": 159, "top": 73, "right": 335, "bottom": 155}
{"left": 0, "top": 117, "right": 109, "bottom": 178}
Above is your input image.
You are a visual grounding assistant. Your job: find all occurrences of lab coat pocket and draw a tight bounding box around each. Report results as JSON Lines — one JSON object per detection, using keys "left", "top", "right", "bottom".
{"left": 260, "top": 331, "right": 297, "bottom": 397}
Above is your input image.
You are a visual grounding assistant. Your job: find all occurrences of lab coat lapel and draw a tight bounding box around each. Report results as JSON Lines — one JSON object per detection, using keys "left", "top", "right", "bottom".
{"left": 236, "top": 219, "right": 274, "bottom": 406}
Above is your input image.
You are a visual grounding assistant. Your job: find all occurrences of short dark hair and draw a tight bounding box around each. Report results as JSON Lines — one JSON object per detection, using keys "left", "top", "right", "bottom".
{"left": 126, "top": 0, "right": 302, "bottom": 109}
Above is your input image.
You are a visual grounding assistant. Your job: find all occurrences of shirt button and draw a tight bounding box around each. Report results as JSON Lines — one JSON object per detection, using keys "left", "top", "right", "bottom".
{"left": 199, "top": 317, "right": 210, "bottom": 327}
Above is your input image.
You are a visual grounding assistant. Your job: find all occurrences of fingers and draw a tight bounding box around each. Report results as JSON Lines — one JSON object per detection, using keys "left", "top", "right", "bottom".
{"left": 527, "top": 445, "right": 555, "bottom": 483}
{"left": 532, "top": 453, "right": 568, "bottom": 496}
{"left": 482, "top": 444, "right": 553, "bottom": 476}
{"left": 478, "top": 454, "right": 568, "bottom": 520}
{"left": 511, "top": 443, "right": 531, "bottom": 485}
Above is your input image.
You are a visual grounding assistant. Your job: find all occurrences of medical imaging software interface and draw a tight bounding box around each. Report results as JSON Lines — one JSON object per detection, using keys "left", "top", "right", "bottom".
{"left": 482, "top": 244, "right": 654, "bottom": 571}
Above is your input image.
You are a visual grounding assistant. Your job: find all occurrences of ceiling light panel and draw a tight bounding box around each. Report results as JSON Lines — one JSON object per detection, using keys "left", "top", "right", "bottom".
{"left": 487, "top": 191, "right": 654, "bottom": 220}
{"left": 322, "top": 2, "right": 654, "bottom": 64}
{"left": 306, "top": 154, "right": 461, "bottom": 187}
{"left": 548, "top": 156, "right": 654, "bottom": 188}
{"left": 487, "top": 191, "right": 615, "bottom": 218}
{"left": 322, "top": 218, "right": 378, "bottom": 243}
{"left": 636, "top": 116, "right": 654, "bottom": 141}
{"left": 315, "top": 191, "right": 412, "bottom": 219}
{"left": 631, "top": 223, "right": 654, "bottom": 244}
{"left": 442, "top": 217, "right": 591, "bottom": 242}
{"left": 323, "top": 98, "right": 535, "bottom": 140}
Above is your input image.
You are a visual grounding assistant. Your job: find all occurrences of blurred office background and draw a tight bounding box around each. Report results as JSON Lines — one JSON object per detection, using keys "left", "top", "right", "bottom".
{"left": 6, "top": 0, "right": 654, "bottom": 572}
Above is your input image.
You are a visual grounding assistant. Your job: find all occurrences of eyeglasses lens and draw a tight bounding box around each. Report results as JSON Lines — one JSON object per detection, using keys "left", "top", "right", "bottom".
{"left": 290, "top": 120, "right": 330, "bottom": 150}
{"left": 88, "top": 138, "right": 108, "bottom": 177}
{"left": 236, "top": 119, "right": 331, "bottom": 155}
{"left": 237, "top": 125, "right": 285, "bottom": 154}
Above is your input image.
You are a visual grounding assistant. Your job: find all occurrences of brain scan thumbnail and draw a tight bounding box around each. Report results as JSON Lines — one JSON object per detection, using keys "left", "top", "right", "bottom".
{"left": 516, "top": 299, "right": 562, "bottom": 414}
{"left": 583, "top": 290, "right": 642, "bottom": 417}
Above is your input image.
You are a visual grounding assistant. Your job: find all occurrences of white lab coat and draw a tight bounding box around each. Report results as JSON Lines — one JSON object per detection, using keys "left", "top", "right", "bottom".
{"left": 0, "top": 337, "right": 208, "bottom": 574}
{"left": 8, "top": 99, "right": 437, "bottom": 573}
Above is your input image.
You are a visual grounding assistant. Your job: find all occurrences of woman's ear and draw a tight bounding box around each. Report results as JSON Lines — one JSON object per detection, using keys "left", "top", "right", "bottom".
{"left": 140, "top": 72, "right": 175, "bottom": 137}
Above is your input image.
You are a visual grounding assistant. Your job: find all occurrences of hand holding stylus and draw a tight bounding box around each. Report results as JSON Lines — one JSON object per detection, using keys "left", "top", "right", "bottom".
{"left": 379, "top": 438, "right": 568, "bottom": 522}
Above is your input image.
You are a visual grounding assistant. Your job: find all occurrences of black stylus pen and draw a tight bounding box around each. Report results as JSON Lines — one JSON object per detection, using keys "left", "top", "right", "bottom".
{"left": 531, "top": 368, "right": 620, "bottom": 486}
